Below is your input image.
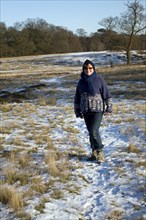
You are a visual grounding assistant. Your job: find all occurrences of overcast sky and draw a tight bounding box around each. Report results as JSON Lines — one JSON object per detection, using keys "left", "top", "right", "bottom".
{"left": 1, "top": 0, "right": 145, "bottom": 35}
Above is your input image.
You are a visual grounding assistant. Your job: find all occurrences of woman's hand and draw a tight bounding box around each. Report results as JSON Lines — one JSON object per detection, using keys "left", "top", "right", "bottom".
{"left": 104, "top": 112, "right": 112, "bottom": 116}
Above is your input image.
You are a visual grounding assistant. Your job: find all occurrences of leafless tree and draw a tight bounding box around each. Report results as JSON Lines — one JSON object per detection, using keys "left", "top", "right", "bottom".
{"left": 99, "top": 16, "right": 118, "bottom": 32}
{"left": 99, "top": 0, "right": 145, "bottom": 64}
{"left": 76, "top": 28, "right": 87, "bottom": 37}
{"left": 120, "top": 0, "right": 146, "bottom": 64}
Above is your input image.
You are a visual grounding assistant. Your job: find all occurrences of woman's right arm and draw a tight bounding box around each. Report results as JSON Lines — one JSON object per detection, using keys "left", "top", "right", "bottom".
{"left": 74, "top": 87, "right": 82, "bottom": 118}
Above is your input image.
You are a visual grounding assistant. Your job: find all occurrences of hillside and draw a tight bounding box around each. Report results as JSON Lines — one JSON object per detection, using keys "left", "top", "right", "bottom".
{"left": 0, "top": 52, "right": 145, "bottom": 220}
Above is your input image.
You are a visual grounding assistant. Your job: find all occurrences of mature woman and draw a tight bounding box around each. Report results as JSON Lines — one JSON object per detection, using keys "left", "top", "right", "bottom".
{"left": 74, "top": 59, "right": 112, "bottom": 163}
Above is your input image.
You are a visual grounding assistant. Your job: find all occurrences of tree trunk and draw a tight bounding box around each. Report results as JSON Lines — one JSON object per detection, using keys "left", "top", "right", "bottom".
{"left": 126, "top": 34, "right": 133, "bottom": 65}
{"left": 126, "top": 48, "right": 131, "bottom": 65}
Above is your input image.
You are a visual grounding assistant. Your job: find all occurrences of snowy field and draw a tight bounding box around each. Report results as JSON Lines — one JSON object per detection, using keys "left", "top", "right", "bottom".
{"left": 0, "top": 51, "right": 146, "bottom": 220}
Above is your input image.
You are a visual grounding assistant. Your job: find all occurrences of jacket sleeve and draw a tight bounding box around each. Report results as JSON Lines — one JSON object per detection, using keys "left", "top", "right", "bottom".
{"left": 74, "top": 86, "right": 82, "bottom": 117}
{"left": 100, "top": 77, "right": 112, "bottom": 113}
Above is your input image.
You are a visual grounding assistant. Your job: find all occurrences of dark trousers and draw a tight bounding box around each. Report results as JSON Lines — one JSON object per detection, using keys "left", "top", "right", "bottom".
{"left": 84, "top": 112, "right": 103, "bottom": 151}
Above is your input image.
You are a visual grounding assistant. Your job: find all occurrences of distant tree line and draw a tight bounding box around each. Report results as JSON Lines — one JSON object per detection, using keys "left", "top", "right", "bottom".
{"left": 0, "top": 19, "right": 145, "bottom": 57}
{"left": 0, "top": 0, "right": 145, "bottom": 64}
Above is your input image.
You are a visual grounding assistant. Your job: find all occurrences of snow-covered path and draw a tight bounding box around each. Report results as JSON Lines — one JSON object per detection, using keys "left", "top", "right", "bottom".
{"left": 31, "top": 105, "right": 145, "bottom": 220}
{"left": 1, "top": 99, "right": 145, "bottom": 220}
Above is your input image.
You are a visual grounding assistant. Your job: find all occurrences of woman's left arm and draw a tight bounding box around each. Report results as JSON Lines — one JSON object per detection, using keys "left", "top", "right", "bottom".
{"left": 100, "top": 77, "right": 112, "bottom": 114}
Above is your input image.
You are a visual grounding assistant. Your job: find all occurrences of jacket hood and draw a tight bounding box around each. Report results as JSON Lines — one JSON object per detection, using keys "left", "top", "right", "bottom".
{"left": 82, "top": 59, "right": 95, "bottom": 71}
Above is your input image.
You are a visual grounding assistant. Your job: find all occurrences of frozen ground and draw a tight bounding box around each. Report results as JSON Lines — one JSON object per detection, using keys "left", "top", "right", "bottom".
{"left": 0, "top": 51, "right": 146, "bottom": 220}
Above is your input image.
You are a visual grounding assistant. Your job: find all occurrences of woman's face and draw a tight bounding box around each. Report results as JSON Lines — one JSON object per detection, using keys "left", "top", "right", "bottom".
{"left": 84, "top": 64, "right": 94, "bottom": 76}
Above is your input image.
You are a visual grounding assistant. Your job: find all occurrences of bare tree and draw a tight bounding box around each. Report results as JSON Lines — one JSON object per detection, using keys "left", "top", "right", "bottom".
{"left": 76, "top": 28, "right": 87, "bottom": 37}
{"left": 99, "top": 16, "right": 118, "bottom": 32}
{"left": 98, "top": 0, "right": 145, "bottom": 64}
{"left": 98, "top": 17, "right": 119, "bottom": 50}
{"left": 120, "top": 0, "right": 146, "bottom": 64}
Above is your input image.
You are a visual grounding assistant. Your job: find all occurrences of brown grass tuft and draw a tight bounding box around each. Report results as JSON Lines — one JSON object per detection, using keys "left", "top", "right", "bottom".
{"left": 18, "top": 152, "right": 32, "bottom": 168}
{"left": 45, "top": 150, "right": 59, "bottom": 177}
{"left": 0, "top": 186, "right": 24, "bottom": 211}
{"left": 127, "top": 142, "right": 141, "bottom": 154}
{"left": 31, "top": 177, "right": 47, "bottom": 194}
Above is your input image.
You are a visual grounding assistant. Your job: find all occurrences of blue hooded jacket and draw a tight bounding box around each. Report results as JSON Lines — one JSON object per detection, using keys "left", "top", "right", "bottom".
{"left": 74, "top": 60, "right": 112, "bottom": 117}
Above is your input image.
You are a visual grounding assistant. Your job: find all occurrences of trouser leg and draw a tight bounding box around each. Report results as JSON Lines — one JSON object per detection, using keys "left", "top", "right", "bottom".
{"left": 84, "top": 112, "right": 103, "bottom": 151}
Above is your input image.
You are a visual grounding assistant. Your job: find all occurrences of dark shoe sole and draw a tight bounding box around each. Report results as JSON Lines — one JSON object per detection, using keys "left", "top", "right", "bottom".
{"left": 87, "top": 155, "right": 96, "bottom": 161}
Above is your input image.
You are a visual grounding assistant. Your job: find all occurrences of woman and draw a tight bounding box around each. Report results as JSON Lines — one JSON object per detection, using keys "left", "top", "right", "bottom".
{"left": 74, "top": 59, "right": 112, "bottom": 163}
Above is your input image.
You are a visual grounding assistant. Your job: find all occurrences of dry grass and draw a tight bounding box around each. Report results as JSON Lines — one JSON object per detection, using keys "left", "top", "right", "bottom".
{"left": 0, "top": 185, "right": 12, "bottom": 204}
{"left": 44, "top": 148, "right": 72, "bottom": 182}
{"left": 127, "top": 141, "right": 141, "bottom": 154}
{"left": 105, "top": 209, "right": 124, "bottom": 220}
{"left": 135, "top": 104, "right": 146, "bottom": 114}
{"left": 63, "top": 125, "right": 80, "bottom": 133}
{"left": 48, "top": 97, "right": 57, "bottom": 105}
{"left": 2, "top": 166, "right": 30, "bottom": 185}
{"left": 138, "top": 119, "right": 146, "bottom": 134}
{"left": 50, "top": 189, "right": 63, "bottom": 199}
{"left": 0, "top": 136, "right": 4, "bottom": 150}
{"left": 33, "top": 134, "right": 49, "bottom": 145}
{"left": 35, "top": 197, "right": 50, "bottom": 213}
{"left": 132, "top": 217, "right": 145, "bottom": 220}
{"left": 0, "top": 60, "right": 145, "bottom": 219}
{"left": 10, "top": 190, "right": 24, "bottom": 212}
{"left": 0, "top": 186, "right": 24, "bottom": 212}
{"left": 67, "top": 185, "right": 81, "bottom": 195}
{"left": 114, "top": 166, "right": 125, "bottom": 176}
{"left": 0, "top": 121, "right": 20, "bottom": 134}
{"left": 112, "top": 103, "right": 120, "bottom": 114}
{"left": 8, "top": 136, "right": 26, "bottom": 146}
{"left": 35, "top": 200, "right": 45, "bottom": 213}
{"left": 113, "top": 116, "right": 122, "bottom": 124}
{"left": 31, "top": 177, "right": 47, "bottom": 194}
{"left": 45, "top": 137, "right": 56, "bottom": 150}
{"left": 38, "top": 96, "right": 47, "bottom": 106}
{"left": 45, "top": 150, "right": 59, "bottom": 177}
{"left": 18, "top": 152, "right": 32, "bottom": 168}
{"left": 135, "top": 161, "right": 146, "bottom": 168}
{"left": 16, "top": 211, "right": 31, "bottom": 220}
{"left": 2, "top": 166, "right": 18, "bottom": 184}
{"left": 0, "top": 103, "right": 13, "bottom": 112}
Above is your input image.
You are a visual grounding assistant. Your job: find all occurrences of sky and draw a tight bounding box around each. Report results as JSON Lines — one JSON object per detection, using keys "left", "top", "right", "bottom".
{"left": 1, "top": 0, "right": 145, "bottom": 35}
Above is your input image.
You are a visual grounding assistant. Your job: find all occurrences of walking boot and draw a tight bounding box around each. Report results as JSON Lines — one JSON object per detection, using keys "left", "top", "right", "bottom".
{"left": 87, "top": 150, "right": 96, "bottom": 161}
{"left": 93, "top": 150, "right": 105, "bottom": 163}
